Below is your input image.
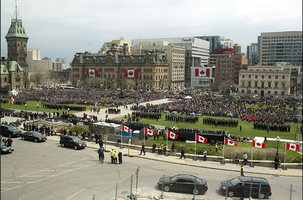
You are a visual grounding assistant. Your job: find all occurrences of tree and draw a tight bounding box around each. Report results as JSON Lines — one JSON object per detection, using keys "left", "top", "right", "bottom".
{"left": 218, "top": 80, "right": 236, "bottom": 94}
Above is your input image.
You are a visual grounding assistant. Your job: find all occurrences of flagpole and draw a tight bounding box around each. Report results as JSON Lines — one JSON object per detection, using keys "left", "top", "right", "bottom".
{"left": 284, "top": 143, "right": 287, "bottom": 170}
{"left": 144, "top": 129, "right": 145, "bottom": 146}
{"left": 251, "top": 145, "right": 254, "bottom": 167}
{"left": 195, "top": 134, "right": 197, "bottom": 161}
{"left": 222, "top": 141, "right": 225, "bottom": 164}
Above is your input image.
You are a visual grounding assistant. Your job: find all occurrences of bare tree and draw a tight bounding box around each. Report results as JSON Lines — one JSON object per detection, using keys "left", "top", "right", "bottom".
{"left": 218, "top": 80, "right": 235, "bottom": 94}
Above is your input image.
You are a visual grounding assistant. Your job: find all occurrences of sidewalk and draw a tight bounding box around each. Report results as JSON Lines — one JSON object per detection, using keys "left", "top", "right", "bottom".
{"left": 47, "top": 135, "right": 302, "bottom": 178}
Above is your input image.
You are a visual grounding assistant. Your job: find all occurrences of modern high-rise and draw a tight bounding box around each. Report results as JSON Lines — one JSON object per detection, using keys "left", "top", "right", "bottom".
{"left": 131, "top": 41, "right": 185, "bottom": 89}
{"left": 55, "top": 58, "right": 68, "bottom": 69}
{"left": 247, "top": 43, "right": 259, "bottom": 65}
{"left": 259, "top": 31, "right": 302, "bottom": 66}
{"left": 220, "top": 37, "right": 234, "bottom": 48}
{"left": 195, "top": 36, "right": 221, "bottom": 54}
{"left": 132, "top": 37, "right": 209, "bottom": 87}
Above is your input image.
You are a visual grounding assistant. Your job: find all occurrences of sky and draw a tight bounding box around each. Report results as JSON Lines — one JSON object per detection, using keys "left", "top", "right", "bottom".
{"left": 1, "top": 0, "right": 302, "bottom": 65}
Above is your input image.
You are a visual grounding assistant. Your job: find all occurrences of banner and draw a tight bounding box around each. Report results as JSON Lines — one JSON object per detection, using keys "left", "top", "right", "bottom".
{"left": 124, "top": 70, "right": 138, "bottom": 78}
{"left": 86, "top": 69, "right": 98, "bottom": 77}
{"left": 195, "top": 68, "right": 211, "bottom": 77}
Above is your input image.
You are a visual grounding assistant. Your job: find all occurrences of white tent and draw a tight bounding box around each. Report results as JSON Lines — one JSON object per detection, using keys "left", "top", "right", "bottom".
{"left": 184, "top": 96, "right": 192, "bottom": 99}
{"left": 10, "top": 90, "right": 18, "bottom": 96}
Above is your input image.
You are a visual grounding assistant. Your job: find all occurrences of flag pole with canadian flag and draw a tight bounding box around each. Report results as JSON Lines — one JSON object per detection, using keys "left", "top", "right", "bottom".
{"left": 284, "top": 142, "right": 300, "bottom": 170}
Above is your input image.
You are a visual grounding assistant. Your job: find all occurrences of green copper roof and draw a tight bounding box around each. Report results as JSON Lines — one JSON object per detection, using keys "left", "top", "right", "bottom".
{"left": 1, "top": 62, "right": 9, "bottom": 75}
{"left": 8, "top": 61, "right": 24, "bottom": 72}
{"left": 5, "top": 19, "right": 28, "bottom": 39}
{"left": 101, "top": 43, "right": 109, "bottom": 50}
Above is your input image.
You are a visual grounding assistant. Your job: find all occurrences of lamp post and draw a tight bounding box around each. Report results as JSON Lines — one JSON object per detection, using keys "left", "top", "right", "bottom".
{"left": 36, "top": 104, "right": 39, "bottom": 128}
{"left": 276, "top": 136, "right": 280, "bottom": 156}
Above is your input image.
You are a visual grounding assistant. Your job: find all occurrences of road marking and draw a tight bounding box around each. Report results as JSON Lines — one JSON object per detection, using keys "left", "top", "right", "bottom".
{"left": 66, "top": 189, "right": 85, "bottom": 200}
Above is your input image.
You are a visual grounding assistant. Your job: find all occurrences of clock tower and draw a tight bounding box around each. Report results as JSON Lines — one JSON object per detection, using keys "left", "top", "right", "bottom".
{"left": 5, "top": 1, "right": 29, "bottom": 88}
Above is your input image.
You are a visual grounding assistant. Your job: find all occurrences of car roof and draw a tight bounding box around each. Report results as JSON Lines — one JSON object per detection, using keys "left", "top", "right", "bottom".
{"left": 175, "top": 174, "right": 199, "bottom": 180}
{"left": 238, "top": 176, "right": 269, "bottom": 183}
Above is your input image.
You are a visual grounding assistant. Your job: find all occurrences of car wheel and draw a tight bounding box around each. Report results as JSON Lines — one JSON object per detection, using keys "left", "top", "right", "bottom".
{"left": 61, "top": 143, "right": 64, "bottom": 147}
{"left": 163, "top": 185, "right": 170, "bottom": 192}
{"left": 193, "top": 188, "right": 199, "bottom": 195}
{"left": 34, "top": 139, "right": 38, "bottom": 143}
{"left": 259, "top": 193, "right": 266, "bottom": 199}
{"left": 228, "top": 191, "right": 234, "bottom": 197}
{"left": 74, "top": 145, "right": 78, "bottom": 150}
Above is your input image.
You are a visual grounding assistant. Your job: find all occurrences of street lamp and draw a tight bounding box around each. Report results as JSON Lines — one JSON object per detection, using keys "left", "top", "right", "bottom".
{"left": 36, "top": 104, "right": 39, "bottom": 128}
{"left": 276, "top": 136, "right": 280, "bottom": 156}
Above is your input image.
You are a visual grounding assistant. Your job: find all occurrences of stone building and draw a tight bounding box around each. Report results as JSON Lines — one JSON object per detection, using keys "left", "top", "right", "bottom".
{"left": 1, "top": 59, "right": 26, "bottom": 91}
{"left": 71, "top": 45, "right": 169, "bottom": 90}
{"left": 239, "top": 65, "right": 292, "bottom": 96}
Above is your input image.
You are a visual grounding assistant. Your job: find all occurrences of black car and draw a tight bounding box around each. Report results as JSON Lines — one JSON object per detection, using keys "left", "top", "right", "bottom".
{"left": 21, "top": 131, "right": 47, "bottom": 142}
{"left": 157, "top": 174, "right": 208, "bottom": 195}
{"left": 0, "top": 124, "right": 21, "bottom": 138}
{"left": 60, "top": 135, "right": 86, "bottom": 150}
{"left": 219, "top": 176, "right": 272, "bottom": 199}
{"left": 1, "top": 141, "right": 14, "bottom": 154}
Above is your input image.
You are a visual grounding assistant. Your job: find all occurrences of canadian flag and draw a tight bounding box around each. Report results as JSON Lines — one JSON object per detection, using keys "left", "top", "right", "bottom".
{"left": 286, "top": 143, "right": 300, "bottom": 151}
{"left": 144, "top": 127, "right": 155, "bottom": 136}
{"left": 224, "top": 137, "right": 237, "bottom": 146}
{"left": 252, "top": 140, "right": 265, "bottom": 148}
{"left": 124, "top": 70, "right": 138, "bottom": 78}
{"left": 167, "top": 130, "right": 178, "bottom": 140}
{"left": 121, "top": 125, "right": 131, "bottom": 133}
{"left": 86, "top": 69, "right": 98, "bottom": 77}
{"left": 196, "top": 134, "right": 207, "bottom": 143}
{"left": 11, "top": 97, "right": 16, "bottom": 105}
{"left": 195, "top": 68, "right": 211, "bottom": 77}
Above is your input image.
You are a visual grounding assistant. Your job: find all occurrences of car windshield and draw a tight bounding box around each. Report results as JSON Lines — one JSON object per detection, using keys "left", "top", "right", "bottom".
{"left": 230, "top": 177, "right": 241, "bottom": 185}
{"left": 72, "top": 137, "right": 81, "bottom": 142}
{"left": 8, "top": 126, "right": 19, "bottom": 131}
{"left": 32, "top": 132, "right": 42, "bottom": 136}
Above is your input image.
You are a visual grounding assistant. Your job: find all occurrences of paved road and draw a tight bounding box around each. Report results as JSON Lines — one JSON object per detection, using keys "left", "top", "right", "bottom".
{"left": 1, "top": 138, "right": 302, "bottom": 200}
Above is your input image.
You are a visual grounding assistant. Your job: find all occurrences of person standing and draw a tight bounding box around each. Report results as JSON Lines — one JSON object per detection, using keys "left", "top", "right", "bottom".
{"left": 110, "top": 149, "right": 114, "bottom": 164}
{"left": 98, "top": 147, "right": 104, "bottom": 163}
{"left": 118, "top": 151, "right": 122, "bottom": 164}
{"left": 6, "top": 138, "right": 13, "bottom": 147}
{"left": 180, "top": 147, "right": 185, "bottom": 159}
{"left": 274, "top": 155, "right": 279, "bottom": 169}
{"left": 140, "top": 143, "right": 145, "bottom": 155}
{"left": 243, "top": 152, "right": 248, "bottom": 165}
{"left": 203, "top": 150, "right": 207, "bottom": 161}
{"left": 215, "top": 143, "right": 218, "bottom": 153}
{"left": 113, "top": 151, "right": 118, "bottom": 164}
{"left": 152, "top": 143, "right": 156, "bottom": 153}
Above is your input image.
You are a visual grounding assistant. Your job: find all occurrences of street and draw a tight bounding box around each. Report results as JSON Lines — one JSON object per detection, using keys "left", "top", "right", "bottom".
{"left": 1, "top": 138, "right": 302, "bottom": 200}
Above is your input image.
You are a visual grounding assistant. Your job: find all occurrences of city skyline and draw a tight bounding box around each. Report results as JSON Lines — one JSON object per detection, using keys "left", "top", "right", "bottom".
{"left": 1, "top": 0, "right": 302, "bottom": 64}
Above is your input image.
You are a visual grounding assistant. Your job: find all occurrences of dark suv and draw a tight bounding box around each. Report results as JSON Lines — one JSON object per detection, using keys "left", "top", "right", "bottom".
{"left": 60, "top": 135, "right": 86, "bottom": 150}
{"left": 0, "top": 124, "right": 21, "bottom": 138}
{"left": 219, "top": 176, "right": 272, "bottom": 199}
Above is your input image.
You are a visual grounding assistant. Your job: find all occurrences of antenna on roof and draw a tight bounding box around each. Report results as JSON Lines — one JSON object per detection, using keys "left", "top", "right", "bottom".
{"left": 13, "top": 0, "right": 21, "bottom": 20}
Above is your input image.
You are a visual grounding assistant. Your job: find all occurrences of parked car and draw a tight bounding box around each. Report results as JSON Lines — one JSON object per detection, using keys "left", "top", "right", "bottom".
{"left": 21, "top": 131, "right": 47, "bottom": 142}
{"left": 219, "top": 176, "right": 272, "bottom": 199}
{"left": 59, "top": 135, "right": 86, "bottom": 150}
{"left": 1, "top": 141, "right": 14, "bottom": 154}
{"left": 157, "top": 174, "right": 208, "bottom": 195}
{"left": 0, "top": 124, "right": 21, "bottom": 138}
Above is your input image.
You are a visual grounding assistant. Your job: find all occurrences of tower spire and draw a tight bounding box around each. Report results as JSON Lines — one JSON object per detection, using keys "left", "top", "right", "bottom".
{"left": 13, "top": 0, "right": 20, "bottom": 20}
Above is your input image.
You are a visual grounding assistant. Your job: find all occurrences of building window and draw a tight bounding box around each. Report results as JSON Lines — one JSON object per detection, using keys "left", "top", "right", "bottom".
{"left": 268, "top": 91, "right": 271, "bottom": 95}
{"left": 242, "top": 75, "right": 245, "bottom": 78}
{"left": 255, "top": 75, "right": 258, "bottom": 78}
{"left": 262, "top": 75, "right": 264, "bottom": 79}
{"left": 249, "top": 75, "right": 251, "bottom": 78}
{"left": 268, "top": 75, "right": 271, "bottom": 79}
{"left": 241, "top": 90, "right": 244, "bottom": 93}
{"left": 275, "top": 82, "right": 278, "bottom": 88}
{"left": 254, "top": 81, "right": 258, "bottom": 87}
{"left": 242, "top": 81, "right": 245, "bottom": 87}
{"left": 282, "top": 75, "right": 285, "bottom": 79}
{"left": 268, "top": 82, "right": 271, "bottom": 88}
{"left": 248, "top": 81, "right": 251, "bottom": 87}
{"left": 261, "top": 82, "right": 264, "bottom": 88}
{"left": 275, "top": 75, "right": 278, "bottom": 79}
{"left": 254, "top": 90, "right": 257, "bottom": 94}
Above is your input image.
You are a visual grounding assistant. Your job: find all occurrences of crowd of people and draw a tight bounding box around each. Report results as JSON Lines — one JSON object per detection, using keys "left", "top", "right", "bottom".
{"left": 203, "top": 118, "right": 239, "bottom": 127}
{"left": 165, "top": 114, "right": 199, "bottom": 123}
{"left": 253, "top": 122, "right": 291, "bottom": 132}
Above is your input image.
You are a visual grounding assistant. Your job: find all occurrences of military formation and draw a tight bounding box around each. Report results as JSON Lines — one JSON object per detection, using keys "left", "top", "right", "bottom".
{"left": 203, "top": 118, "right": 239, "bottom": 127}
{"left": 165, "top": 114, "right": 199, "bottom": 123}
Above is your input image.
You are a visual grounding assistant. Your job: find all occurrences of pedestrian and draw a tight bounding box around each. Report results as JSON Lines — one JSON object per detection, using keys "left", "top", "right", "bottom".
{"left": 95, "top": 133, "right": 99, "bottom": 144}
{"left": 243, "top": 152, "right": 248, "bottom": 165}
{"left": 98, "top": 147, "right": 104, "bottom": 163}
{"left": 180, "top": 147, "right": 185, "bottom": 159}
{"left": 264, "top": 136, "right": 267, "bottom": 143}
{"left": 110, "top": 149, "right": 114, "bottom": 164}
{"left": 152, "top": 143, "right": 156, "bottom": 153}
{"left": 164, "top": 144, "right": 167, "bottom": 156}
{"left": 99, "top": 139, "right": 103, "bottom": 148}
{"left": 203, "top": 150, "right": 207, "bottom": 161}
{"left": 140, "top": 143, "right": 145, "bottom": 155}
{"left": 240, "top": 164, "right": 245, "bottom": 176}
{"left": 215, "top": 143, "right": 218, "bottom": 153}
{"left": 113, "top": 151, "right": 118, "bottom": 164}
{"left": 235, "top": 154, "right": 240, "bottom": 165}
{"left": 118, "top": 151, "right": 122, "bottom": 164}
{"left": 171, "top": 141, "right": 175, "bottom": 152}
{"left": 274, "top": 155, "right": 279, "bottom": 169}
{"left": 6, "top": 138, "right": 13, "bottom": 147}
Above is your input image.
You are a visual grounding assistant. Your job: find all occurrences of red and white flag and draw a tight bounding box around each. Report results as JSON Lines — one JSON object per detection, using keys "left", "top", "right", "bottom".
{"left": 286, "top": 143, "right": 300, "bottom": 151}
{"left": 167, "top": 130, "right": 178, "bottom": 140}
{"left": 124, "top": 70, "right": 138, "bottom": 78}
{"left": 86, "top": 69, "right": 98, "bottom": 77}
{"left": 252, "top": 140, "right": 265, "bottom": 148}
{"left": 195, "top": 68, "right": 211, "bottom": 77}
{"left": 224, "top": 137, "right": 237, "bottom": 146}
{"left": 121, "top": 125, "right": 131, "bottom": 133}
{"left": 11, "top": 97, "right": 16, "bottom": 105}
{"left": 144, "top": 127, "right": 155, "bottom": 136}
{"left": 196, "top": 134, "right": 207, "bottom": 144}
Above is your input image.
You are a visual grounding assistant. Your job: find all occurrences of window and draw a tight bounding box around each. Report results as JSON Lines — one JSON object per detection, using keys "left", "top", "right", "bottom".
{"left": 242, "top": 75, "right": 245, "bottom": 78}
{"left": 261, "top": 82, "right": 264, "bottom": 88}
{"left": 268, "top": 82, "right": 271, "bottom": 88}
{"left": 262, "top": 75, "right": 264, "bottom": 79}
{"left": 255, "top": 75, "right": 258, "bottom": 78}
{"left": 248, "top": 75, "right": 251, "bottom": 78}
{"left": 275, "top": 82, "right": 278, "bottom": 88}
{"left": 254, "top": 81, "right": 258, "bottom": 87}
{"left": 248, "top": 81, "right": 251, "bottom": 87}
{"left": 268, "top": 75, "right": 271, "bottom": 79}
{"left": 275, "top": 76, "right": 278, "bottom": 79}
{"left": 282, "top": 75, "right": 285, "bottom": 79}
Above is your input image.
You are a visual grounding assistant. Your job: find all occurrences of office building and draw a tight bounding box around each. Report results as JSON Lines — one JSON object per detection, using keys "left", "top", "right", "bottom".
{"left": 259, "top": 31, "right": 302, "bottom": 66}
{"left": 247, "top": 43, "right": 259, "bottom": 65}
{"left": 195, "top": 36, "right": 221, "bottom": 54}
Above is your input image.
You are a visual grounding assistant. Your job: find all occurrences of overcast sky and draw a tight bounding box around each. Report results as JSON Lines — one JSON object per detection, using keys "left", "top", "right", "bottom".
{"left": 1, "top": 0, "right": 302, "bottom": 64}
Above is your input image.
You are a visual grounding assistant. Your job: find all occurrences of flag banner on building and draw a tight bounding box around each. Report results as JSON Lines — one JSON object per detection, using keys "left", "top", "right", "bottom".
{"left": 224, "top": 137, "right": 237, "bottom": 146}
{"left": 286, "top": 143, "right": 300, "bottom": 151}
{"left": 194, "top": 68, "right": 211, "bottom": 77}
{"left": 11, "top": 97, "right": 16, "bottom": 105}
{"left": 252, "top": 139, "right": 265, "bottom": 148}
{"left": 86, "top": 69, "right": 98, "bottom": 77}
{"left": 144, "top": 127, "right": 155, "bottom": 136}
{"left": 124, "top": 69, "right": 138, "bottom": 78}
{"left": 196, "top": 134, "right": 207, "bottom": 143}
{"left": 121, "top": 125, "right": 131, "bottom": 133}
{"left": 167, "top": 130, "right": 178, "bottom": 140}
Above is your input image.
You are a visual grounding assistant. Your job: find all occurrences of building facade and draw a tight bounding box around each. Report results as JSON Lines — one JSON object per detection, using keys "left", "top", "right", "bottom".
{"left": 259, "top": 31, "right": 302, "bottom": 66}
{"left": 246, "top": 43, "right": 259, "bottom": 65}
{"left": 220, "top": 37, "right": 234, "bottom": 48}
{"left": 195, "top": 36, "right": 221, "bottom": 54}
{"left": 239, "top": 65, "right": 292, "bottom": 96}
{"left": 215, "top": 53, "right": 248, "bottom": 85}
{"left": 131, "top": 41, "right": 185, "bottom": 89}
{"left": 132, "top": 37, "right": 209, "bottom": 88}
{"left": 1, "top": 59, "right": 26, "bottom": 91}
{"left": 71, "top": 46, "right": 169, "bottom": 91}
